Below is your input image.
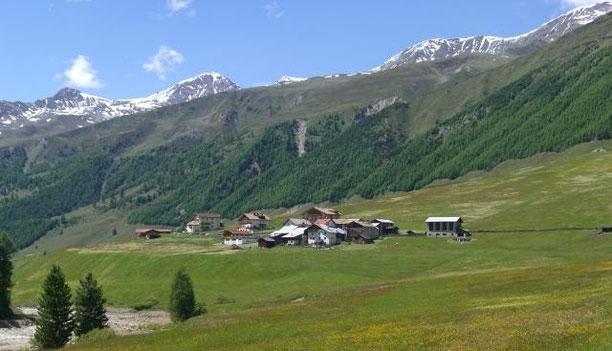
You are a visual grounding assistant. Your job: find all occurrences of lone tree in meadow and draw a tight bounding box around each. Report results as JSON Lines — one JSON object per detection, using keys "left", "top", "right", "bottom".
{"left": 74, "top": 273, "right": 108, "bottom": 336}
{"left": 169, "top": 268, "right": 196, "bottom": 322}
{"left": 0, "top": 232, "right": 16, "bottom": 318}
{"left": 34, "top": 265, "right": 74, "bottom": 349}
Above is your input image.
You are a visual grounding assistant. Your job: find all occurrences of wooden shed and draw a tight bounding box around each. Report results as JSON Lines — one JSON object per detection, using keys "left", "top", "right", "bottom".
{"left": 258, "top": 236, "right": 277, "bottom": 248}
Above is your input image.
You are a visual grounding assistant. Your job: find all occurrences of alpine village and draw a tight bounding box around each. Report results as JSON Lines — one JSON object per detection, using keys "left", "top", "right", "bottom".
{"left": 0, "top": 1, "right": 611, "bottom": 351}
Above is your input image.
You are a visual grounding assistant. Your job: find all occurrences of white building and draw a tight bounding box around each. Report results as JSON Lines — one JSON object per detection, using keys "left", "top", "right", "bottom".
{"left": 223, "top": 229, "right": 257, "bottom": 246}
{"left": 305, "top": 224, "right": 345, "bottom": 247}
{"left": 426, "top": 217, "right": 464, "bottom": 237}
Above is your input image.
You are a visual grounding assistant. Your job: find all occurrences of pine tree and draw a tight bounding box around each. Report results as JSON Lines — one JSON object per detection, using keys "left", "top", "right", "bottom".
{"left": 74, "top": 273, "right": 108, "bottom": 337}
{"left": 169, "top": 268, "right": 195, "bottom": 322}
{"left": 0, "top": 232, "right": 16, "bottom": 318}
{"left": 34, "top": 265, "right": 74, "bottom": 349}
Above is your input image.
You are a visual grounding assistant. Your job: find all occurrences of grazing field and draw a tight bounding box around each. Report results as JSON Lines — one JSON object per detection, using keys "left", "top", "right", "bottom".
{"left": 15, "top": 232, "right": 612, "bottom": 350}
{"left": 11, "top": 141, "right": 612, "bottom": 350}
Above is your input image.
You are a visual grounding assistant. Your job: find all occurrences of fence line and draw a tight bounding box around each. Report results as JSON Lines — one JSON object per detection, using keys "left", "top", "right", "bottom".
{"left": 471, "top": 227, "right": 603, "bottom": 233}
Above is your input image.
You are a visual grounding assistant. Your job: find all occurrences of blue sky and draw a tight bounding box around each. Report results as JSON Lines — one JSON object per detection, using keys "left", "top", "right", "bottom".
{"left": 0, "top": 0, "right": 601, "bottom": 101}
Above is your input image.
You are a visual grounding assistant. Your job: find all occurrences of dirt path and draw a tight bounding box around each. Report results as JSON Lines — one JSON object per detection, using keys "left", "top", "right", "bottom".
{"left": 0, "top": 307, "right": 171, "bottom": 350}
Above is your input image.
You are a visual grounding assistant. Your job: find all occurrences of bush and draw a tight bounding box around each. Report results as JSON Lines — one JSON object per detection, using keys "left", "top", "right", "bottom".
{"left": 131, "top": 299, "right": 158, "bottom": 311}
{"left": 193, "top": 302, "right": 207, "bottom": 317}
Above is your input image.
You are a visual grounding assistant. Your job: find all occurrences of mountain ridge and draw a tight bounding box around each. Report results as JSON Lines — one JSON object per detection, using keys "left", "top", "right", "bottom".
{"left": 0, "top": 72, "right": 238, "bottom": 131}
{"left": 372, "top": 1, "right": 612, "bottom": 71}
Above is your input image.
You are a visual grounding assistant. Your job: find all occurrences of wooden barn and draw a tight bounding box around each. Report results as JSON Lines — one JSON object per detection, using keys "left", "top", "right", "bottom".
{"left": 258, "top": 236, "right": 277, "bottom": 248}
{"left": 303, "top": 207, "right": 341, "bottom": 222}
{"left": 371, "top": 219, "right": 398, "bottom": 236}
{"left": 331, "top": 219, "right": 378, "bottom": 241}
{"left": 351, "top": 228, "right": 378, "bottom": 244}
{"left": 134, "top": 228, "right": 172, "bottom": 239}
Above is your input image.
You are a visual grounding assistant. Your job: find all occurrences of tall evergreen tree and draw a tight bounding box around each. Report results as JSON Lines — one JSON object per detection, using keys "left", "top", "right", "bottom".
{"left": 74, "top": 273, "right": 108, "bottom": 337}
{"left": 0, "top": 232, "right": 16, "bottom": 318}
{"left": 169, "top": 268, "right": 195, "bottom": 322}
{"left": 34, "top": 265, "right": 74, "bottom": 349}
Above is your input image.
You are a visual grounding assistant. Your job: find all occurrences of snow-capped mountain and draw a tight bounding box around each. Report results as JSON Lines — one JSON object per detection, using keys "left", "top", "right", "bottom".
{"left": 276, "top": 76, "right": 308, "bottom": 85}
{"left": 373, "top": 2, "right": 612, "bottom": 71}
{"left": 0, "top": 72, "right": 239, "bottom": 130}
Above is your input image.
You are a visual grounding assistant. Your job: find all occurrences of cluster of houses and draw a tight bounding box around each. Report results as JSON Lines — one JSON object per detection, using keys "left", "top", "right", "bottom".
{"left": 135, "top": 206, "right": 470, "bottom": 245}
{"left": 219, "top": 207, "right": 400, "bottom": 248}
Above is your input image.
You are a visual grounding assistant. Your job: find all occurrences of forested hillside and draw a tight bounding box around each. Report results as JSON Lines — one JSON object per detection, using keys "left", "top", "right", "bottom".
{"left": 125, "top": 43, "right": 611, "bottom": 225}
{"left": 0, "top": 13, "right": 611, "bottom": 248}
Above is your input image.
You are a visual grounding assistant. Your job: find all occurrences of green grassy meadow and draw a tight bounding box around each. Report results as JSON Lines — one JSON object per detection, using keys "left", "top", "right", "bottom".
{"left": 12, "top": 141, "right": 612, "bottom": 350}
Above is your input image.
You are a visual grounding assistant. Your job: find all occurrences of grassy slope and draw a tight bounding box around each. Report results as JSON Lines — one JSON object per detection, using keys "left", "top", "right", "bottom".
{"left": 13, "top": 54, "right": 507, "bottom": 160}
{"left": 13, "top": 141, "right": 612, "bottom": 350}
{"left": 337, "top": 140, "right": 612, "bottom": 231}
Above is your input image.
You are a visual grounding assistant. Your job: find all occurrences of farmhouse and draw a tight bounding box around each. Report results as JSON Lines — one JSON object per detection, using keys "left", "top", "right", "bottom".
{"left": 371, "top": 219, "right": 398, "bottom": 236}
{"left": 306, "top": 224, "right": 345, "bottom": 247}
{"left": 223, "top": 229, "right": 257, "bottom": 246}
{"left": 134, "top": 228, "right": 172, "bottom": 239}
{"left": 426, "top": 217, "right": 464, "bottom": 237}
{"left": 195, "top": 213, "right": 223, "bottom": 230}
{"left": 303, "top": 207, "right": 341, "bottom": 222}
{"left": 185, "top": 220, "right": 201, "bottom": 233}
{"left": 270, "top": 224, "right": 308, "bottom": 246}
{"left": 282, "top": 227, "right": 308, "bottom": 246}
{"left": 238, "top": 212, "right": 271, "bottom": 230}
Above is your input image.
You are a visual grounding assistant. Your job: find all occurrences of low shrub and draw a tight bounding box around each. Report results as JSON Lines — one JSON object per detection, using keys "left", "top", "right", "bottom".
{"left": 131, "top": 298, "right": 158, "bottom": 311}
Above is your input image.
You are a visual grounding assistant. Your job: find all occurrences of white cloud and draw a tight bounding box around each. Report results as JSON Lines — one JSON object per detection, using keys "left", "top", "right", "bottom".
{"left": 560, "top": 0, "right": 607, "bottom": 8}
{"left": 167, "top": 0, "right": 193, "bottom": 13}
{"left": 63, "top": 55, "right": 104, "bottom": 89}
{"left": 265, "top": 2, "right": 284, "bottom": 19}
{"left": 143, "top": 46, "right": 184, "bottom": 80}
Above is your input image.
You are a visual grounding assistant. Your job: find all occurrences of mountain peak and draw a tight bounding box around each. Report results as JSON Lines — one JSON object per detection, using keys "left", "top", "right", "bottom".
{"left": 276, "top": 76, "right": 308, "bottom": 85}
{"left": 373, "top": 2, "right": 612, "bottom": 72}
{"left": 53, "top": 87, "right": 83, "bottom": 100}
{"left": 0, "top": 72, "right": 240, "bottom": 131}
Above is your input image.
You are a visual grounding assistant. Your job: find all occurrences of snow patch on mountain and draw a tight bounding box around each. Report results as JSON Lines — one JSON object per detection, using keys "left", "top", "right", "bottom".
{"left": 276, "top": 76, "right": 308, "bottom": 85}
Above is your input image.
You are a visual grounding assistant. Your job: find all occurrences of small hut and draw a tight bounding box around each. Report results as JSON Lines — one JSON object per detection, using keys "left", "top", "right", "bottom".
{"left": 258, "top": 236, "right": 277, "bottom": 248}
